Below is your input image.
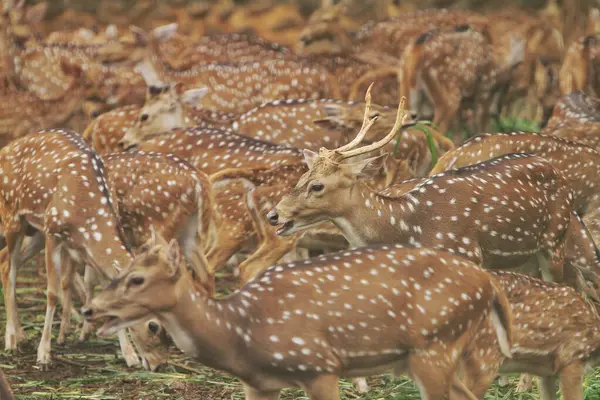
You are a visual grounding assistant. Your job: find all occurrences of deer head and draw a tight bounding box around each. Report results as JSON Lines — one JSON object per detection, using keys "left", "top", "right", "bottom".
{"left": 118, "top": 81, "right": 208, "bottom": 150}
{"left": 82, "top": 232, "right": 188, "bottom": 337}
{"left": 267, "top": 87, "right": 413, "bottom": 235}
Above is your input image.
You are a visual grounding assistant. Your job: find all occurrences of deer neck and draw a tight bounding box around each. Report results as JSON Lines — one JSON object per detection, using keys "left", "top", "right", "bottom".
{"left": 158, "top": 277, "right": 248, "bottom": 378}
{"left": 333, "top": 181, "right": 414, "bottom": 248}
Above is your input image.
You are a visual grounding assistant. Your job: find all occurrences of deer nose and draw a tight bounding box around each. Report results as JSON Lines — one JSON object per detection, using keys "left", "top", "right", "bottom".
{"left": 148, "top": 321, "right": 160, "bottom": 335}
{"left": 410, "top": 110, "right": 419, "bottom": 120}
{"left": 267, "top": 209, "right": 279, "bottom": 225}
{"left": 81, "top": 307, "right": 94, "bottom": 319}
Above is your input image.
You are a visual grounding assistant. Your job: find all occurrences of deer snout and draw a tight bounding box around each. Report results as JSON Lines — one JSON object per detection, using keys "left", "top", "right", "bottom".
{"left": 267, "top": 209, "right": 279, "bottom": 225}
{"left": 148, "top": 321, "right": 161, "bottom": 335}
{"left": 81, "top": 306, "right": 94, "bottom": 320}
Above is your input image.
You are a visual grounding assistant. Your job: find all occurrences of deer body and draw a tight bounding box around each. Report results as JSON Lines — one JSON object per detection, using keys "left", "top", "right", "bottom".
{"left": 400, "top": 27, "right": 523, "bottom": 134}
{"left": 135, "top": 127, "right": 303, "bottom": 175}
{"left": 85, "top": 241, "right": 512, "bottom": 400}
{"left": 274, "top": 151, "right": 573, "bottom": 284}
{"left": 104, "top": 151, "right": 216, "bottom": 290}
{"left": 0, "top": 129, "right": 162, "bottom": 368}
{"left": 430, "top": 131, "right": 600, "bottom": 214}
{"left": 461, "top": 270, "right": 600, "bottom": 400}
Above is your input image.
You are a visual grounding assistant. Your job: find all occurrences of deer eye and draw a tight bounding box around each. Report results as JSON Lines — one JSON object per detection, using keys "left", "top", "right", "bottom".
{"left": 310, "top": 183, "right": 324, "bottom": 192}
{"left": 140, "top": 114, "right": 149, "bottom": 122}
{"left": 128, "top": 276, "right": 145, "bottom": 287}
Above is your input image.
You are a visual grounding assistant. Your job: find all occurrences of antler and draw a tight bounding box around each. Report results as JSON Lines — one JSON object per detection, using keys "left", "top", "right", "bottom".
{"left": 337, "top": 95, "right": 410, "bottom": 159}
{"left": 332, "top": 83, "right": 378, "bottom": 153}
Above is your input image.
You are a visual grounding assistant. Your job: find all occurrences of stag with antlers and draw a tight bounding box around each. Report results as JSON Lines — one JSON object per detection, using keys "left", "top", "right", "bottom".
{"left": 269, "top": 90, "right": 597, "bottom": 293}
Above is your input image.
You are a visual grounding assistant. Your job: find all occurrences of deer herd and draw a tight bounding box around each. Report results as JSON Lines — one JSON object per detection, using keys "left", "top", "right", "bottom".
{"left": 3, "top": 0, "right": 600, "bottom": 399}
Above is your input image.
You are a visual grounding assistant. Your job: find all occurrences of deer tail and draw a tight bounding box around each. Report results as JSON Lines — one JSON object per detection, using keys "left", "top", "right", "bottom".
{"left": 489, "top": 279, "right": 513, "bottom": 359}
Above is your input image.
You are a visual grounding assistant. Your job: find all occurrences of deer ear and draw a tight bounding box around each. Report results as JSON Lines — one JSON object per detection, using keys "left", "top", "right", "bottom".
{"left": 135, "top": 61, "right": 163, "bottom": 87}
{"left": 130, "top": 26, "right": 148, "bottom": 45}
{"left": 105, "top": 24, "right": 118, "bottom": 40}
{"left": 303, "top": 149, "right": 317, "bottom": 168}
{"left": 166, "top": 239, "right": 182, "bottom": 276}
{"left": 345, "top": 153, "right": 389, "bottom": 180}
{"left": 151, "top": 23, "right": 178, "bottom": 41}
{"left": 181, "top": 87, "right": 208, "bottom": 105}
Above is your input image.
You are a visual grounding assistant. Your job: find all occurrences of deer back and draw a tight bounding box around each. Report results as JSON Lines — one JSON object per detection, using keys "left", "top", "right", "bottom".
{"left": 135, "top": 127, "right": 303, "bottom": 175}
{"left": 104, "top": 151, "right": 214, "bottom": 251}
{"left": 430, "top": 131, "right": 600, "bottom": 214}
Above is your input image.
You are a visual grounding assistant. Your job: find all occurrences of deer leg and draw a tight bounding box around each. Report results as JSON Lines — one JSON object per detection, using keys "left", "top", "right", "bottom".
{"left": 2, "top": 232, "right": 24, "bottom": 350}
{"left": 558, "top": 363, "right": 584, "bottom": 400}
{"left": 37, "top": 236, "right": 61, "bottom": 369}
{"left": 79, "top": 265, "right": 98, "bottom": 342}
{"left": 352, "top": 378, "right": 369, "bottom": 394}
{"left": 57, "top": 252, "right": 74, "bottom": 345}
{"left": 539, "top": 375, "right": 558, "bottom": 400}
{"left": 449, "top": 374, "right": 479, "bottom": 400}
{"left": 118, "top": 329, "right": 141, "bottom": 367}
{"left": 302, "top": 374, "right": 340, "bottom": 400}
{"left": 242, "top": 384, "right": 281, "bottom": 400}
{"left": 515, "top": 373, "right": 533, "bottom": 393}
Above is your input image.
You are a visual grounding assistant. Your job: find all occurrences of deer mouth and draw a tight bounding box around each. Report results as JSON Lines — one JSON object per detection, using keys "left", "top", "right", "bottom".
{"left": 97, "top": 314, "right": 141, "bottom": 337}
{"left": 276, "top": 220, "right": 294, "bottom": 235}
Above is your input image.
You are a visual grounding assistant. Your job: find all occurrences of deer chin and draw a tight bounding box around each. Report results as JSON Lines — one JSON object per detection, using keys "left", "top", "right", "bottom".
{"left": 276, "top": 219, "right": 325, "bottom": 236}
{"left": 97, "top": 314, "right": 146, "bottom": 337}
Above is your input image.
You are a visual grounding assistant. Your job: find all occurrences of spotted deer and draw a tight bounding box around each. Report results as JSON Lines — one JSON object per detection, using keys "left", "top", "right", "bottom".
{"left": 83, "top": 235, "right": 512, "bottom": 400}
{"left": 269, "top": 96, "right": 585, "bottom": 289}
{"left": 0, "top": 129, "right": 165, "bottom": 369}
{"left": 85, "top": 81, "right": 226, "bottom": 154}
{"left": 161, "top": 32, "right": 292, "bottom": 70}
{"left": 429, "top": 131, "right": 600, "bottom": 215}
{"left": 132, "top": 23, "right": 340, "bottom": 114}
{"left": 0, "top": 59, "right": 88, "bottom": 148}
{"left": 103, "top": 151, "right": 216, "bottom": 293}
{"left": 131, "top": 127, "right": 303, "bottom": 174}
{"left": 460, "top": 270, "right": 600, "bottom": 400}
{"left": 399, "top": 25, "right": 525, "bottom": 134}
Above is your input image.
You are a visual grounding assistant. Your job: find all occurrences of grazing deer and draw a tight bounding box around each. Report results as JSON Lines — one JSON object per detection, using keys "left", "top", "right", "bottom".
{"left": 269, "top": 95, "right": 584, "bottom": 289}
{"left": 429, "top": 131, "right": 600, "bottom": 215}
{"left": 400, "top": 25, "right": 525, "bottom": 134}
{"left": 103, "top": 151, "right": 216, "bottom": 294}
{"left": 83, "top": 236, "right": 512, "bottom": 400}
{"left": 132, "top": 24, "right": 340, "bottom": 114}
{"left": 460, "top": 270, "right": 600, "bottom": 400}
{"left": 0, "top": 129, "right": 165, "bottom": 369}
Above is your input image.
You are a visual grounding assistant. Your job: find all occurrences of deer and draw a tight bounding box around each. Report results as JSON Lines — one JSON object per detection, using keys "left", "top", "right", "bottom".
{"left": 0, "top": 129, "right": 166, "bottom": 369}
{"left": 268, "top": 94, "right": 595, "bottom": 292}
{"left": 429, "top": 131, "right": 600, "bottom": 215}
{"left": 128, "top": 127, "right": 303, "bottom": 174}
{"left": 131, "top": 23, "right": 341, "bottom": 114}
{"left": 83, "top": 81, "right": 228, "bottom": 154}
{"left": 459, "top": 269, "right": 600, "bottom": 400}
{"left": 83, "top": 233, "right": 513, "bottom": 400}
{"left": 0, "top": 59, "right": 88, "bottom": 148}
{"left": 162, "top": 32, "right": 292, "bottom": 70}
{"left": 399, "top": 25, "right": 525, "bottom": 134}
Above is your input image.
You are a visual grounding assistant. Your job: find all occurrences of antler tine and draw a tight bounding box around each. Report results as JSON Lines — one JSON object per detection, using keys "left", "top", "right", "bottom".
{"left": 333, "top": 83, "right": 379, "bottom": 153}
{"left": 339, "top": 96, "right": 409, "bottom": 159}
